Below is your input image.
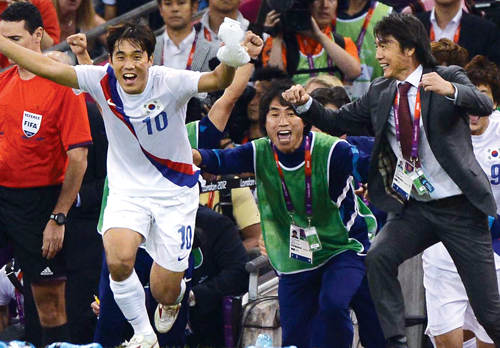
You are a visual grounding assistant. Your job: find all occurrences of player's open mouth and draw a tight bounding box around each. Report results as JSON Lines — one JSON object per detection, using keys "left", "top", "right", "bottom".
{"left": 380, "top": 63, "right": 389, "bottom": 70}
{"left": 123, "top": 73, "right": 137, "bottom": 85}
{"left": 277, "top": 130, "right": 292, "bottom": 143}
{"left": 469, "top": 115, "right": 480, "bottom": 124}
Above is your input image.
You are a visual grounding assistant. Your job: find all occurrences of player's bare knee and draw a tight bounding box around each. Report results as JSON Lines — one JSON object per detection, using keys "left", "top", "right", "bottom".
{"left": 107, "top": 257, "right": 135, "bottom": 282}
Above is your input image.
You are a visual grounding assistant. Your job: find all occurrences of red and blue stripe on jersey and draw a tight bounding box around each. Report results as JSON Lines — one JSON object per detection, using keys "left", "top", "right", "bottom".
{"left": 100, "top": 65, "right": 199, "bottom": 188}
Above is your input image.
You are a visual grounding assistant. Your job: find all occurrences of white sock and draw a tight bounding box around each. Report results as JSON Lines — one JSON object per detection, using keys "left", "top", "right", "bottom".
{"left": 109, "top": 271, "right": 155, "bottom": 336}
{"left": 463, "top": 338, "right": 476, "bottom": 348}
{"left": 174, "top": 278, "right": 186, "bottom": 305}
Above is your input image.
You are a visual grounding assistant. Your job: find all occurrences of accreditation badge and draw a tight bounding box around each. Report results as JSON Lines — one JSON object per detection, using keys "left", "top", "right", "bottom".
{"left": 305, "top": 226, "right": 322, "bottom": 252}
{"left": 392, "top": 158, "right": 413, "bottom": 200}
{"left": 290, "top": 225, "right": 313, "bottom": 264}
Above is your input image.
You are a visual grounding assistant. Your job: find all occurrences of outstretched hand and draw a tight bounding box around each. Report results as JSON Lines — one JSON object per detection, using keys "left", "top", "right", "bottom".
{"left": 281, "top": 84, "right": 311, "bottom": 106}
{"left": 242, "top": 31, "right": 264, "bottom": 59}
{"left": 420, "top": 72, "right": 455, "bottom": 97}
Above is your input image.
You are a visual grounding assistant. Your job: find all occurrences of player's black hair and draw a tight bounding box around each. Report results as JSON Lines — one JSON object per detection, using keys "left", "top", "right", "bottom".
{"left": 259, "top": 80, "right": 312, "bottom": 137}
{"left": 107, "top": 20, "right": 156, "bottom": 60}
{"left": 0, "top": 2, "right": 44, "bottom": 34}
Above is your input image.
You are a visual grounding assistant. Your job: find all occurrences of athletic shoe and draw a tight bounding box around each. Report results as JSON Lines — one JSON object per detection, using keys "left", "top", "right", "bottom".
{"left": 122, "top": 333, "right": 159, "bottom": 348}
{"left": 154, "top": 302, "right": 181, "bottom": 333}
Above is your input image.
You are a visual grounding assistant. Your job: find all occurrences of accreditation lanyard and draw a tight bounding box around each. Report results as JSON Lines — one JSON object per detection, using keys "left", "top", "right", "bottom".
{"left": 272, "top": 135, "right": 313, "bottom": 224}
{"left": 161, "top": 34, "right": 198, "bottom": 70}
{"left": 204, "top": 27, "right": 212, "bottom": 41}
{"left": 300, "top": 38, "right": 334, "bottom": 77}
{"left": 393, "top": 86, "right": 422, "bottom": 165}
{"left": 430, "top": 22, "right": 461, "bottom": 43}
{"left": 354, "top": 2, "right": 377, "bottom": 52}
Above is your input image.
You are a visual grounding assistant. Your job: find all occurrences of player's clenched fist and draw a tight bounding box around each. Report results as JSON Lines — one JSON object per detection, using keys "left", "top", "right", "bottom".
{"left": 281, "top": 84, "right": 311, "bottom": 106}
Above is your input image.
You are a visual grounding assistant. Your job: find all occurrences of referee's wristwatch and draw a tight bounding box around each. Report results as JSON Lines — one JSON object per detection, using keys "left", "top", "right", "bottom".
{"left": 50, "top": 213, "right": 67, "bottom": 226}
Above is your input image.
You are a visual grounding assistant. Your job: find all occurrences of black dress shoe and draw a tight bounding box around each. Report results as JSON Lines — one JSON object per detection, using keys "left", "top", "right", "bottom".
{"left": 386, "top": 336, "right": 408, "bottom": 348}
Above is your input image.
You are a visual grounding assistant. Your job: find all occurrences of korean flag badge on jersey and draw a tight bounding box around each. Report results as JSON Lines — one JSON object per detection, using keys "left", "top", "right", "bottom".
{"left": 142, "top": 99, "right": 163, "bottom": 116}
{"left": 22, "top": 111, "right": 42, "bottom": 138}
{"left": 488, "top": 148, "right": 500, "bottom": 160}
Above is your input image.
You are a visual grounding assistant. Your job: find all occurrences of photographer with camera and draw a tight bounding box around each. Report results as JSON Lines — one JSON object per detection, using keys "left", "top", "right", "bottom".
{"left": 262, "top": 0, "right": 361, "bottom": 85}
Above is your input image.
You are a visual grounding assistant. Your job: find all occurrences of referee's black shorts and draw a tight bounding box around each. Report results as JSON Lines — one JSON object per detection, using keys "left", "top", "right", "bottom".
{"left": 0, "top": 184, "right": 66, "bottom": 283}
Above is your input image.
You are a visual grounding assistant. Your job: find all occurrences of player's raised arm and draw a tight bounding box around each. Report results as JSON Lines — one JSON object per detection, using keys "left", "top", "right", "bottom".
{"left": 198, "top": 23, "right": 263, "bottom": 93}
{"left": 0, "top": 22, "right": 78, "bottom": 89}
{"left": 207, "top": 37, "right": 263, "bottom": 131}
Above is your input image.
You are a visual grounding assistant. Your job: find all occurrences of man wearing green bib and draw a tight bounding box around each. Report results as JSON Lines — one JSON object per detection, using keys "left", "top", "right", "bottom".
{"left": 193, "top": 81, "right": 383, "bottom": 348}
{"left": 336, "top": 0, "right": 392, "bottom": 99}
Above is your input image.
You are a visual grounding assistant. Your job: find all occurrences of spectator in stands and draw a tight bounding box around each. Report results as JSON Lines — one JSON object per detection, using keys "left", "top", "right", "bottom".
{"left": 52, "top": 0, "right": 105, "bottom": 55}
{"left": 102, "top": 0, "right": 153, "bottom": 21}
{"left": 414, "top": 0, "right": 500, "bottom": 65}
{"left": 186, "top": 205, "right": 249, "bottom": 348}
{"left": 261, "top": 0, "right": 361, "bottom": 85}
{"left": 430, "top": 37, "right": 469, "bottom": 67}
{"left": 197, "top": 0, "right": 249, "bottom": 47}
{"left": 402, "top": 0, "right": 468, "bottom": 15}
{"left": 238, "top": 0, "right": 260, "bottom": 24}
{"left": 153, "top": 0, "right": 219, "bottom": 71}
{"left": 335, "top": 0, "right": 392, "bottom": 99}
{"left": 0, "top": 0, "right": 60, "bottom": 68}
{"left": 304, "top": 74, "right": 344, "bottom": 93}
{"left": 193, "top": 80, "right": 379, "bottom": 348}
{"left": 0, "top": 3, "right": 91, "bottom": 345}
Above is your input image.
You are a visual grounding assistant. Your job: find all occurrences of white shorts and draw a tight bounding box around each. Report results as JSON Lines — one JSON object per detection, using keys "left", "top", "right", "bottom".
{"left": 101, "top": 186, "right": 199, "bottom": 272}
{"left": 424, "top": 262, "right": 500, "bottom": 344}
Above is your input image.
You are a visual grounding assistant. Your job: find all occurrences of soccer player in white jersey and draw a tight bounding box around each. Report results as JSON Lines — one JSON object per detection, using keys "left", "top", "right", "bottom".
{"left": 0, "top": 19, "right": 263, "bottom": 348}
{"left": 423, "top": 55, "right": 500, "bottom": 348}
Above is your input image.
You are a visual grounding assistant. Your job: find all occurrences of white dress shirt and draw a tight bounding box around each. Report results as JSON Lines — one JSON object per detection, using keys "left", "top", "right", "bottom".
{"left": 198, "top": 11, "right": 249, "bottom": 47}
{"left": 162, "top": 28, "right": 197, "bottom": 70}
{"left": 297, "top": 65, "right": 463, "bottom": 200}
{"left": 430, "top": 7, "right": 463, "bottom": 42}
{"left": 386, "top": 65, "right": 462, "bottom": 200}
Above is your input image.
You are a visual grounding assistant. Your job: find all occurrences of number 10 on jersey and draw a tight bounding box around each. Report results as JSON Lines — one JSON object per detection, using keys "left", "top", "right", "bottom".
{"left": 178, "top": 225, "right": 192, "bottom": 250}
{"left": 142, "top": 112, "right": 168, "bottom": 135}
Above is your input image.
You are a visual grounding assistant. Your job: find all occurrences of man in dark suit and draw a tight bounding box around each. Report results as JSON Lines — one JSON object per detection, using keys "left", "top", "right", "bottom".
{"left": 414, "top": 0, "right": 500, "bottom": 65}
{"left": 153, "top": 0, "right": 219, "bottom": 71}
{"left": 282, "top": 13, "right": 500, "bottom": 348}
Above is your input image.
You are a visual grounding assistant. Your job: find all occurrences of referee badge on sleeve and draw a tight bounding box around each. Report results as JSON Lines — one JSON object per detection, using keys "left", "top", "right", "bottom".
{"left": 22, "top": 111, "right": 42, "bottom": 138}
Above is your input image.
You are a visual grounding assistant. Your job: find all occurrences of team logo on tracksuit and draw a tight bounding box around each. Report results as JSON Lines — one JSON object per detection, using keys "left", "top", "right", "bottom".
{"left": 22, "top": 111, "right": 42, "bottom": 138}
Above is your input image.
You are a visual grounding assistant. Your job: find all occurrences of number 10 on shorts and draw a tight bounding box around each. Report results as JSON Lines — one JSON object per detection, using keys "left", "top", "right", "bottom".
{"left": 178, "top": 225, "right": 193, "bottom": 250}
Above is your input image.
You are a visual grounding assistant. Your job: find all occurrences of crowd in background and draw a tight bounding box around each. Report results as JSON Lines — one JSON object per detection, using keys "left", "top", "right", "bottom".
{"left": 0, "top": 0, "right": 498, "bottom": 347}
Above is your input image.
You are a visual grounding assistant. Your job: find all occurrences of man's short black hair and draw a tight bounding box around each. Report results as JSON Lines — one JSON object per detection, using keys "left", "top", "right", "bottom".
{"left": 107, "top": 20, "right": 156, "bottom": 60}
{"left": 374, "top": 13, "right": 437, "bottom": 68}
{"left": 310, "top": 87, "right": 351, "bottom": 109}
{"left": 157, "top": 0, "right": 198, "bottom": 5}
{"left": 0, "top": 2, "right": 44, "bottom": 34}
{"left": 259, "top": 80, "right": 312, "bottom": 137}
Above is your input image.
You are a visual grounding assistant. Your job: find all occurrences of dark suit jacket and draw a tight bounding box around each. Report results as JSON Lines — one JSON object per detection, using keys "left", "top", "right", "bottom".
{"left": 302, "top": 65, "right": 497, "bottom": 216}
{"left": 153, "top": 30, "right": 219, "bottom": 72}
{"left": 415, "top": 11, "right": 500, "bottom": 65}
